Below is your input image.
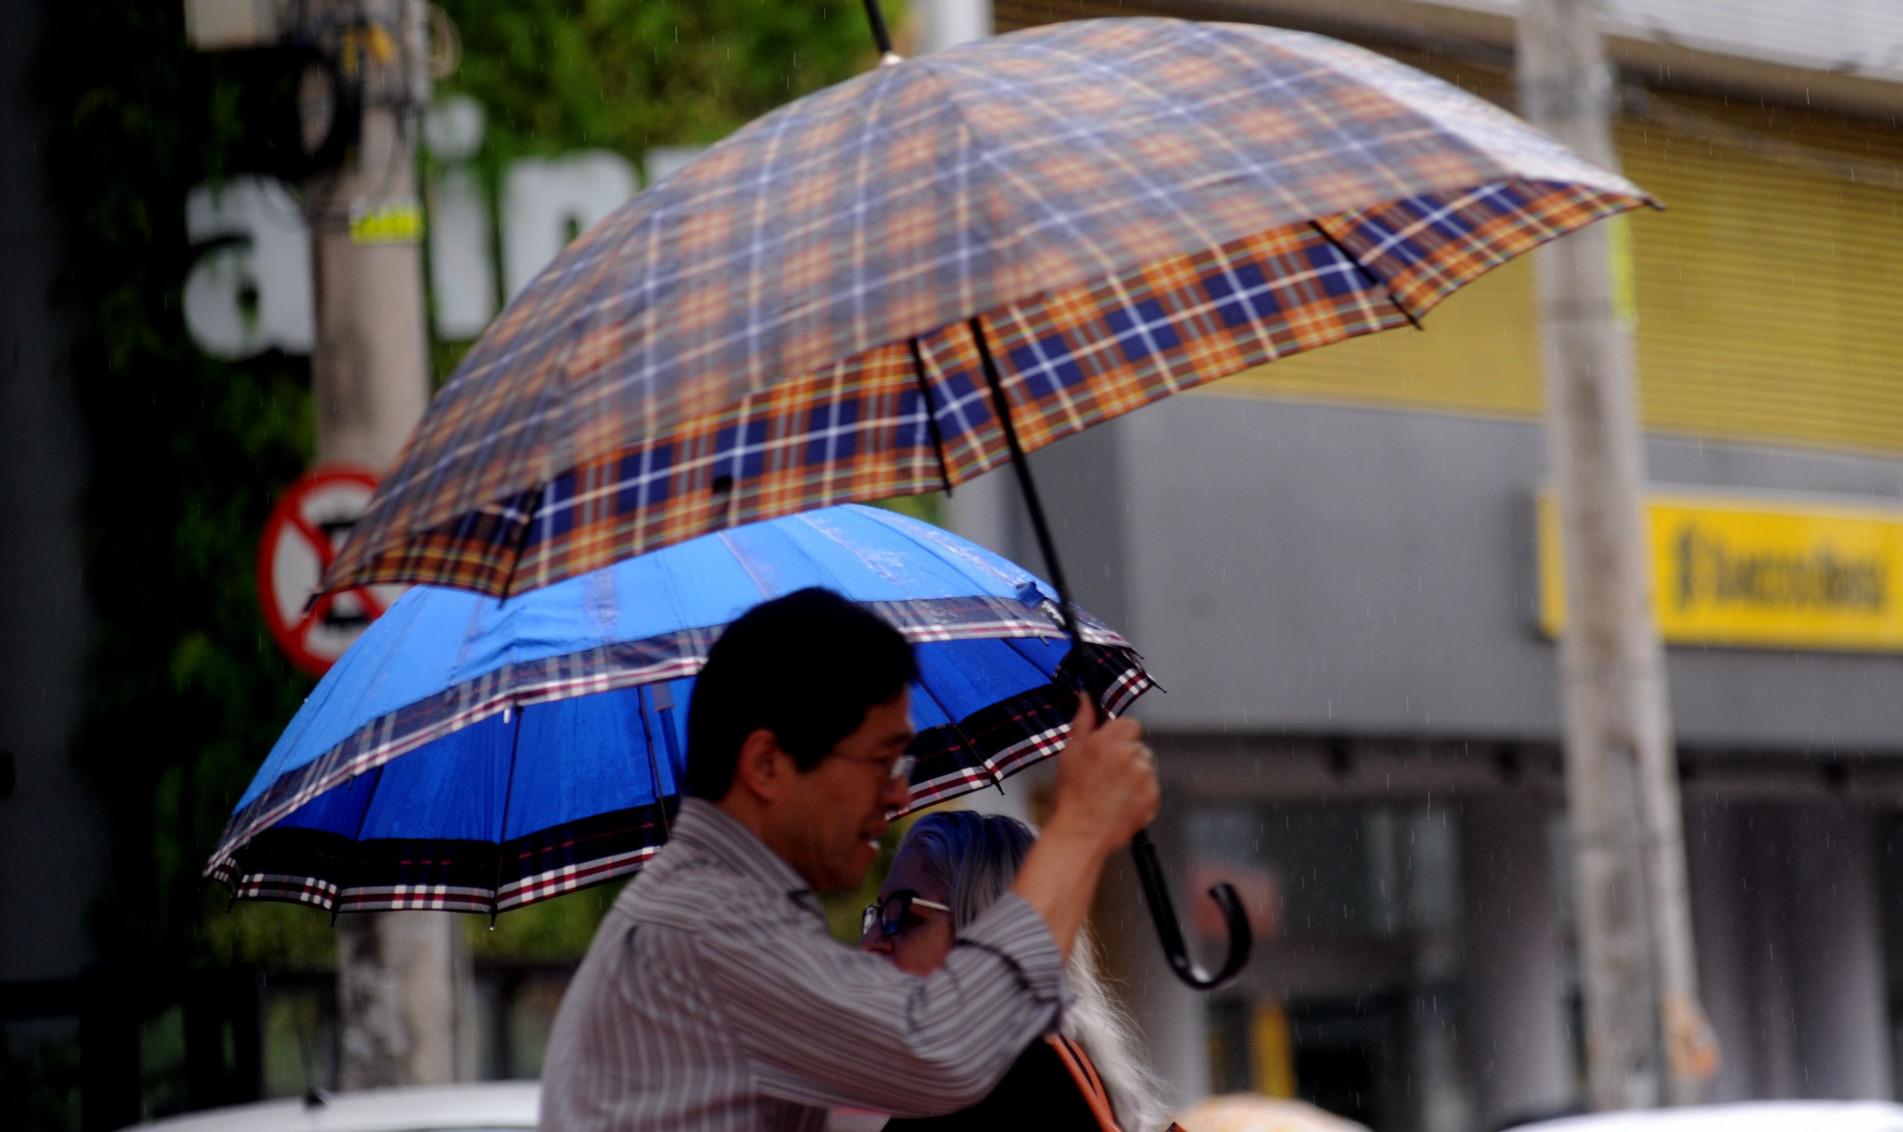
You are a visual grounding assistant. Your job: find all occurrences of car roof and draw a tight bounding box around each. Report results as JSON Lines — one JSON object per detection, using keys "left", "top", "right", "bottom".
{"left": 124, "top": 1083, "right": 541, "bottom": 1132}
{"left": 1517, "top": 1102, "right": 1903, "bottom": 1132}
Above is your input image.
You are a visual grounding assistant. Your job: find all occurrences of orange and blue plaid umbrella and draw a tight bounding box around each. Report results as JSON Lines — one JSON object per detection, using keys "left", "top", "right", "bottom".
{"left": 321, "top": 16, "right": 1651, "bottom": 600}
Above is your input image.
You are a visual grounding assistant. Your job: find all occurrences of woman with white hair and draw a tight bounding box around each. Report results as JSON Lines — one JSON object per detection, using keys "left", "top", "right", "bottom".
{"left": 860, "top": 810, "right": 1170, "bottom": 1132}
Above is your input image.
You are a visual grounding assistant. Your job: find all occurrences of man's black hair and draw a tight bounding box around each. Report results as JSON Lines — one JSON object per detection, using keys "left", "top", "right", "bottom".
{"left": 686, "top": 587, "right": 918, "bottom": 800}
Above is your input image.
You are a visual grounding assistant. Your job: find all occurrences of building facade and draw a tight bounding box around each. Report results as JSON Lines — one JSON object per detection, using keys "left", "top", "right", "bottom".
{"left": 943, "top": 0, "right": 1903, "bottom": 1126}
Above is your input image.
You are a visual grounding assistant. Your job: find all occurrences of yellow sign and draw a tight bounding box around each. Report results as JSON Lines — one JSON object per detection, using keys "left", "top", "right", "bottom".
{"left": 348, "top": 200, "right": 424, "bottom": 245}
{"left": 1539, "top": 489, "right": 1903, "bottom": 652}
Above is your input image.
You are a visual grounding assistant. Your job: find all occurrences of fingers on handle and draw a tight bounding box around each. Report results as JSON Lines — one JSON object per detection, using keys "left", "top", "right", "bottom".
{"left": 1071, "top": 695, "right": 1099, "bottom": 738}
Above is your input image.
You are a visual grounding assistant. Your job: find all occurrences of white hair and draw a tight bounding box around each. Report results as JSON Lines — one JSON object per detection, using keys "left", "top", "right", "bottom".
{"left": 901, "top": 811, "right": 1170, "bottom": 1132}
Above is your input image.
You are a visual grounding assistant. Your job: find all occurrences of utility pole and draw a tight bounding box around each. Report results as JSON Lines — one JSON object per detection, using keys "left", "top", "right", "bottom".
{"left": 1516, "top": 0, "right": 1714, "bottom": 1110}
{"left": 301, "top": 0, "right": 468, "bottom": 1090}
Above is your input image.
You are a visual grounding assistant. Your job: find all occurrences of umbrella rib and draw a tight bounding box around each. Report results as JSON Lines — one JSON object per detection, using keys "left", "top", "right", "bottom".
{"left": 347, "top": 762, "right": 388, "bottom": 845}
{"left": 490, "top": 702, "right": 525, "bottom": 921}
{"left": 1307, "top": 220, "right": 1424, "bottom": 331}
{"left": 333, "top": 761, "right": 391, "bottom": 917}
{"left": 908, "top": 337, "right": 955, "bottom": 497}
{"left": 910, "top": 674, "right": 1005, "bottom": 794}
{"left": 637, "top": 684, "right": 672, "bottom": 842}
{"left": 500, "top": 484, "right": 547, "bottom": 599}
{"left": 966, "top": 316, "right": 1083, "bottom": 662}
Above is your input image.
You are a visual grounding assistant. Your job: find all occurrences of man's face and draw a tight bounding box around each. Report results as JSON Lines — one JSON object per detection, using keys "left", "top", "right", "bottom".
{"left": 771, "top": 689, "right": 914, "bottom": 894}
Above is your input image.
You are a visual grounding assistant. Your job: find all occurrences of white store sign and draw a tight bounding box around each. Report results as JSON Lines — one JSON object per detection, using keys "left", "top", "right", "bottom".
{"left": 182, "top": 96, "right": 699, "bottom": 359}
{"left": 184, "top": 176, "right": 314, "bottom": 357}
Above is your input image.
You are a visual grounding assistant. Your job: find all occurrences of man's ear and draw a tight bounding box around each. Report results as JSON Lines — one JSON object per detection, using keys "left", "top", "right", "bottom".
{"left": 730, "top": 728, "right": 788, "bottom": 803}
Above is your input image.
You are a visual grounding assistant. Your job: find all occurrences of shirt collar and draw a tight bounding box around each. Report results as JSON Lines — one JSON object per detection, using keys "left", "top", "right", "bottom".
{"left": 671, "top": 797, "right": 819, "bottom": 906}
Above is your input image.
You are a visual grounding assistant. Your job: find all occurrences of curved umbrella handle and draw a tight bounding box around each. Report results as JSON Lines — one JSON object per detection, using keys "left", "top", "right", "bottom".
{"left": 1130, "top": 830, "right": 1252, "bottom": 990}
{"left": 966, "top": 316, "right": 1251, "bottom": 991}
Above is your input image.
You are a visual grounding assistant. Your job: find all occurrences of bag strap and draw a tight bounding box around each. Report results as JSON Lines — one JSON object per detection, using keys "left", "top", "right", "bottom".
{"left": 1044, "top": 1033, "right": 1123, "bottom": 1132}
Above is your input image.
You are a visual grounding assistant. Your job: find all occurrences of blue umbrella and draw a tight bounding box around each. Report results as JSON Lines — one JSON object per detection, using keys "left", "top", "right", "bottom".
{"left": 207, "top": 505, "right": 1153, "bottom": 914}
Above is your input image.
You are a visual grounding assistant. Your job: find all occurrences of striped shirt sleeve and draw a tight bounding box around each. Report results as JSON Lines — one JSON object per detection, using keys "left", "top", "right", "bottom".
{"left": 700, "top": 892, "right": 1069, "bottom": 1117}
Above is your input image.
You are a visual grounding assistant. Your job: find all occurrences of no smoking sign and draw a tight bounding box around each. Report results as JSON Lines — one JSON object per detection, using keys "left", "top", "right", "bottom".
{"left": 257, "top": 465, "right": 407, "bottom": 677}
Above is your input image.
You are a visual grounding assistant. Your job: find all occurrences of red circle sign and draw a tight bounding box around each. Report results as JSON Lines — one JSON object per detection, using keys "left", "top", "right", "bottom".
{"left": 257, "top": 465, "right": 407, "bottom": 677}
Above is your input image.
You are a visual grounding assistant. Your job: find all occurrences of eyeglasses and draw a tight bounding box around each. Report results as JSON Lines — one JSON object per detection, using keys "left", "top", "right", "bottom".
{"left": 860, "top": 890, "right": 952, "bottom": 940}
{"left": 832, "top": 751, "right": 916, "bottom": 784}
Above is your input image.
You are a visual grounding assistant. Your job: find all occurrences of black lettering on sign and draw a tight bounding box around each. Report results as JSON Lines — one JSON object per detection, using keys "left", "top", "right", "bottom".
{"left": 1674, "top": 523, "right": 1887, "bottom": 613}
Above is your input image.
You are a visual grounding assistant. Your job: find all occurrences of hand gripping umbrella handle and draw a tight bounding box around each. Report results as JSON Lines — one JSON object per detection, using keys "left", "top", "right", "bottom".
{"left": 967, "top": 316, "right": 1252, "bottom": 992}
{"left": 1130, "top": 830, "right": 1252, "bottom": 990}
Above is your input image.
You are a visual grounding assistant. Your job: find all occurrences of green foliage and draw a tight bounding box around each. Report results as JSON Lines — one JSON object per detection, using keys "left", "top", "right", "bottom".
{"left": 443, "top": 0, "right": 895, "bottom": 166}
{"left": 200, "top": 902, "right": 339, "bottom": 973}
{"left": 466, "top": 882, "right": 627, "bottom": 963}
{"left": 1, "top": 1027, "right": 82, "bottom": 1132}
{"left": 43, "top": 0, "right": 908, "bottom": 1017}
{"left": 41, "top": 0, "right": 317, "bottom": 993}
{"left": 428, "top": 0, "right": 906, "bottom": 957}
{"left": 874, "top": 491, "right": 945, "bottom": 528}
{"left": 819, "top": 817, "right": 909, "bottom": 943}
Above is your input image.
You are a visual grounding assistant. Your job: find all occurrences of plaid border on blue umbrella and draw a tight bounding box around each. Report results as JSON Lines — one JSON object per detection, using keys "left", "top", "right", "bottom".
{"left": 906, "top": 640, "right": 1156, "bottom": 813}
{"left": 208, "top": 800, "right": 679, "bottom": 914}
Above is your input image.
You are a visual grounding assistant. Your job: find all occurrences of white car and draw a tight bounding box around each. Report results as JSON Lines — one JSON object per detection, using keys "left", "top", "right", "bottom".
{"left": 1515, "top": 1103, "right": 1903, "bottom": 1132}
{"left": 123, "top": 1083, "right": 889, "bottom": 1132}
{"left": 124, "top": 1084, "right": 540, "bottom": 1132}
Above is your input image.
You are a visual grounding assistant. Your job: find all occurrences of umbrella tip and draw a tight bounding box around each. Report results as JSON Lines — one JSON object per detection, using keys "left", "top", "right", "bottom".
{"left": 879, "top": 51, "right": 904, "bottom": 66}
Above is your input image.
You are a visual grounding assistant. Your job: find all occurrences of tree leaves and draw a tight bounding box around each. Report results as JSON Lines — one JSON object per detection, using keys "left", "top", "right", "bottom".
{"left": 45, "top": 0, "right": 902, "bottom": 999}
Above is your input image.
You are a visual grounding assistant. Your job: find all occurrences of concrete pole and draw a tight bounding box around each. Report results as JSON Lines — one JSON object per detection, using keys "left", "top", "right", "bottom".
{"left": 308, "top": 0, "right": 432, "bottom": 467}
{"left": 1515, "top": 0, "right": 1711, "bottom": 1109}
{"left": 303, "top": 0, "right": 467, "bottom": 1090}
{"left": 914, "top": 0, "right": 992, "bottom": 55}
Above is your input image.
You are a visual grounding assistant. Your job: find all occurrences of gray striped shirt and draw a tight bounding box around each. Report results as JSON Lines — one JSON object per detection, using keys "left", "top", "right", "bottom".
{"left": 539, "top": 799, "right": 1069, "bottom": 1132}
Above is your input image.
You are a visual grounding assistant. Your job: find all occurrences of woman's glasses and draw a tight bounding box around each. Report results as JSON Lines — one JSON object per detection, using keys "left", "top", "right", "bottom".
{"left": 860, "top": 890, "right": 952, "bottom": 940}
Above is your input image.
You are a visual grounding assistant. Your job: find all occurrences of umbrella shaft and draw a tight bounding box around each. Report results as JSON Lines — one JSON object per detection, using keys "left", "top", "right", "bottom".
{"left": 908, "top": 338, "right": 955, "bottom": 496}
{"left": 860, "top": 0, "right": 895, "bottom": 57}
{"left": 967, "top": 317, "right": 1081, "bottom": 653}
{"left": 968, "top": 316, "right": 1250, "bottom": 992}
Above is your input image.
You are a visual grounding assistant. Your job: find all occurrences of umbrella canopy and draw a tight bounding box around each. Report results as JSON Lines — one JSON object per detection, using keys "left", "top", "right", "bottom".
{"left": 208, "top": 505, "right": 1152, "bottom": 914}
{"left": 322, "top": 17, "right": 1651, "bottom": 600}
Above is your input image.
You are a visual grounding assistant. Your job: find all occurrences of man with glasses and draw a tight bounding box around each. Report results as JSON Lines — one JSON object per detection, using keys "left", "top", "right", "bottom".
{"left": 542, "top": 587, "right": 1159, "bottom": 1132}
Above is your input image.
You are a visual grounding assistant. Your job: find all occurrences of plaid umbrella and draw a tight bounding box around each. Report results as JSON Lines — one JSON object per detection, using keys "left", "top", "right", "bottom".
{"left": 320, "top": 17, "right": 1650, "bottom": 600}
{"left": 305, "top": 16, "right": 1649, "bottom": 988}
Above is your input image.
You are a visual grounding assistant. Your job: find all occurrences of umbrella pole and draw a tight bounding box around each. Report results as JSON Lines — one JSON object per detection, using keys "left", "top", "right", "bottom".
{"left": 966, "top": 316, "right": 1250, "bottom": 991}
{"left": 964, "top": 318, "right": 1081, "bottom": 647}
{"left": 908, "top": 338, "right": 955, "bottom": 496}
{"left": 858, "top": 0, "right": 902, "bottom": 65}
